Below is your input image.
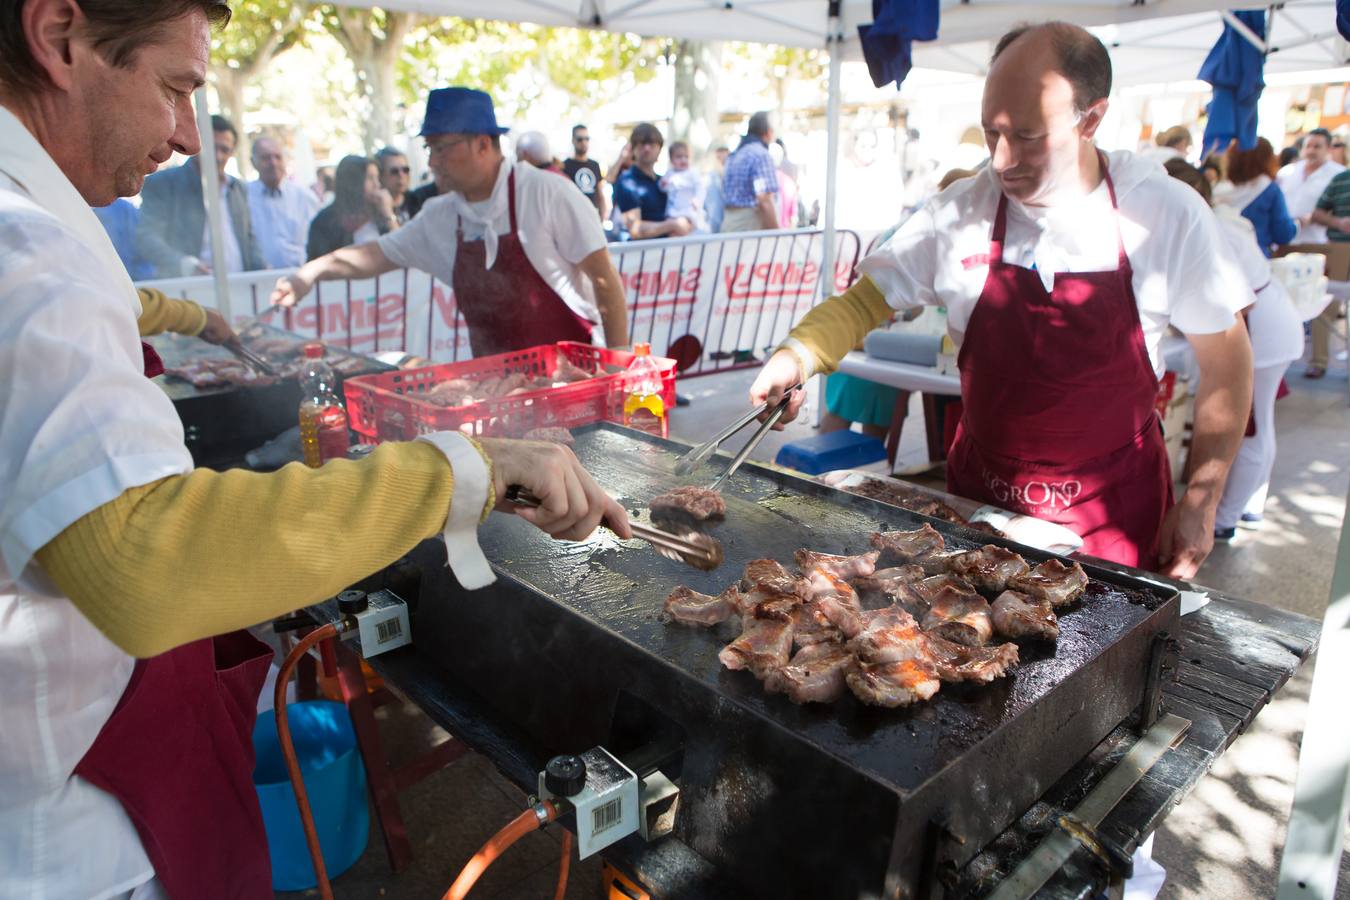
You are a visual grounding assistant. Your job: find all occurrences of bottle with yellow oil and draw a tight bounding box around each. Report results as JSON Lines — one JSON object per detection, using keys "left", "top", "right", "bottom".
{"left": 621, "top": 342, "right": 667, "bottom": 438}
{"left": 298, "top": 343, "right": 350, "bottom": 467}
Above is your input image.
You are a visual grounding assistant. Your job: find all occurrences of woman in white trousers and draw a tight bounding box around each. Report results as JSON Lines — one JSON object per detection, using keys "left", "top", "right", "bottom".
{"left": 1167, "top": 160, "right": 1304, "bottom": 540}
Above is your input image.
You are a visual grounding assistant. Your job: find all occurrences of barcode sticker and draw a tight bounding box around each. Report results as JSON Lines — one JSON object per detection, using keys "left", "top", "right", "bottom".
{"left": 592, "top": 798, "right": 622, "bottom": 836}
{"left": 375, "top": 618, "right": 403, "bottom": 644}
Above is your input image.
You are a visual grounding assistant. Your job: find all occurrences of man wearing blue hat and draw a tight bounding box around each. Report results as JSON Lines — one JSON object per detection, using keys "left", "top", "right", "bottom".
{"left": 273, "top": 87, "right": 629, "bottom": 357}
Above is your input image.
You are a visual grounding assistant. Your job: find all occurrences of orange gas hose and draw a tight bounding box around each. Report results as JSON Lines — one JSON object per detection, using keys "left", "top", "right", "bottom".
{"left": 554, "top": 829, "right": 572, "bottom": 900}
{"left": 275, "top": 624, "right": 341, "bottom": 900}
{"left": 443, "top": 800, "right": 560, "bottom": 900}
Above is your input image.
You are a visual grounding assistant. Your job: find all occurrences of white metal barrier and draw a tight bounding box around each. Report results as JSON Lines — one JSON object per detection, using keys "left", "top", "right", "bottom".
{"left": 138, "top": 227, "right": 862, "bottom": 376}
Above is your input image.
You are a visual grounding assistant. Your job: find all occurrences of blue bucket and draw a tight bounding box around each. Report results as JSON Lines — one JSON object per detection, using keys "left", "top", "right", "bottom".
{"left": 252, "top": 700, "right": 370, "bottom": 890}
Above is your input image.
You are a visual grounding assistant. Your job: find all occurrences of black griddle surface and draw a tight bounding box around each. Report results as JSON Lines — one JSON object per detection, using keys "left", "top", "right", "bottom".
{"left": 476, "top": 423, "right": 1175, "bottom": 796}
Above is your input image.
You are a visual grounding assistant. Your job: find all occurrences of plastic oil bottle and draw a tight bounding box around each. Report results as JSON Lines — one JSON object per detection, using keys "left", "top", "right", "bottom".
{"left": 298, "top": 343, "right": 350, "bottom": 467}
{"left": 622, "top": 342, "right": 667, "bottom": 438}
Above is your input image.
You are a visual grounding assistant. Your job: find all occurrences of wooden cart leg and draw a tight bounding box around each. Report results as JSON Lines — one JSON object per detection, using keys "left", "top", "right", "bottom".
{"left": 922, "top": 393, "right": 946, "bottom": 463}
{"left": 334, "top": 643, "right": 415, "bottom": 873}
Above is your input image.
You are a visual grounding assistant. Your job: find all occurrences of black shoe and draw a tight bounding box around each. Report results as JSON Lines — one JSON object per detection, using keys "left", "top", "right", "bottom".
{"left": 675, "top": 393, "right": 692, "bottom": 407}
{"left": 1214, "top": 526, "right": 1236, "bottom": 542}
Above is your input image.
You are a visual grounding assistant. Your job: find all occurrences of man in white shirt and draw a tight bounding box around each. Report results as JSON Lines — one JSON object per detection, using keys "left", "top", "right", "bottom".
{"left": 752, "top": 22, "right": 1253, "bottom": 580}
{"left": 0, "top": 7, "right": 628, "bottom": 897}
{"left": 272, "top": 87, "right": 629, "bottom": 356}
{"left": 247, "top": 135, "right": 318, "bottom": 269}
{"left": 1277, "top": 127, "right": 1344, "bottom": 243}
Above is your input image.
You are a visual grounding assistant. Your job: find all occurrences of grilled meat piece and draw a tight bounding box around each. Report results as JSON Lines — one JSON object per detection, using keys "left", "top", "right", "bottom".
{"left": 793, "top": 549, "right": 880, "bottom": 581}
{"left": 852, "top": 565, "right": 925, "bottom": 609}
{"left": 908, "top": 574, "right": 980, "bottom": 613}
{"left": 924, "top": 634, "right": 1020, "bottom": 684}
{"left": 922, "top": 592, "right": 994, "bottom": 647}
{"left": 869, "top": 525, "right": 945, "bottom": 567}
{"left": 522, "top": 426, "right": 575, "bottom": 446}
{"left": 663, "top": 586, "right": 740, "bottom": 626}
{"left": 847, "top": 658, "right": 942, "bottom": 708}
{"left": 1008, "top": 559, "right": 1089, "bottom": 608}
{"left": 991, "top": 590, "right": 1060, "bottom": 641}
{"left": 740, "top": 559, "right": 810, "bottom": 598}
{"left": 963, "top": 520, "right": 1007, "bottom": 539}
{"left": 947, "top": 545, "right": 1031, "bottom": 594}
{"left": 848, "top": 605, "right": 928, "bottom": 664}
{"left": 718, "top": 616, "right": 795, "bottom": 679}
{"left": 650, "top": 486, "right": 726, "bottom": 521}
{"left": 765, "top": 641, "right": 854, "bottom": 704}
{"left": 803, "top": 569, "right": 867, "bottom": 639}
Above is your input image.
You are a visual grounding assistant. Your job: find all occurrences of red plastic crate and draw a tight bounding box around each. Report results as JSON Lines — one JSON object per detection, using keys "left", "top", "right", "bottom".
{"left": 344, "top": 342, "right": 677, "bottom": 443}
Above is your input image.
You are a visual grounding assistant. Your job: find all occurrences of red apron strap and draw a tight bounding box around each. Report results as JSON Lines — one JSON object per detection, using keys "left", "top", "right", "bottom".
{"left": 989, "top": 193, "right": 1009, "bottom": 264}
{"left": 507, "top": 169, "right": 518, "bottom": 233}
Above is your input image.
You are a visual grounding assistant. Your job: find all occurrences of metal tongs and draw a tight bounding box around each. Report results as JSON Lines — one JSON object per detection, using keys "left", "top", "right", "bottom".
{"left": 673, "top": 384, "right": 802, "bottom": 491}
{"left": 504, "top": 486, "right": 724, "bottom": 572}
{"left": 224, "top": 338, "right": 277, "bottom": 376}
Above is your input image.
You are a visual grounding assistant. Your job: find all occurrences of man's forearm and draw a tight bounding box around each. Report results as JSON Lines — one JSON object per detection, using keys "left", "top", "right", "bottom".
{"left": 756, "top": 194, "right": 778, "bottom": 230}
{"left": 630, "top": 219, "right": 677, "bottom": 240}
{"left": 299, "top": 241, "right": 396, "bottom": 284}
{"left": 1184, "top": 323, "right": 1254, "bottom": 510}
{"left": 594, "top": 274, "right": 629, "bottom": 347}
{"left": 1311, "top": 208, "right": 1337, "bottom": 228}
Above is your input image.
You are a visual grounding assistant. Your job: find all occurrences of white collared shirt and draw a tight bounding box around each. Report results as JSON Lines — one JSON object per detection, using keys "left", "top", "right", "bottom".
{"left": 247, "top": 177, "right": 319, "bottom": 269}
{"left": 0, "top": 107, "right": 194, "bottom": 899}
{"left": 858, "top": 149, "right": 1250, "bottom": 377}
{"left": 378, "top": 159, "right": 607, "bottom": 326}
{"left": 1277, "top": 158, "right": 1346, "bottom": 243}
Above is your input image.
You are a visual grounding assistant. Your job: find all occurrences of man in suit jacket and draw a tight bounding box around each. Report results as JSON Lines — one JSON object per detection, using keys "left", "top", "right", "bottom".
{"left": 136, "top": 114, "right": 264, "bottom": 278}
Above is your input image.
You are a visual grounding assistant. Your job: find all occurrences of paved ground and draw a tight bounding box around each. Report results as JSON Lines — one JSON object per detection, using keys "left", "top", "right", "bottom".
{"left": 277, "top": 360, "right": 1350, "bottom": 899}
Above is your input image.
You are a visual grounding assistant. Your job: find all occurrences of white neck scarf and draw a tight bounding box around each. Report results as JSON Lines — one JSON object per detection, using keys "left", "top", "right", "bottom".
{"left": 0, "top": 106, "right": 141, "bottom": 315}
{"left": 447, "top": 156, "right": 513, "bottom": 269}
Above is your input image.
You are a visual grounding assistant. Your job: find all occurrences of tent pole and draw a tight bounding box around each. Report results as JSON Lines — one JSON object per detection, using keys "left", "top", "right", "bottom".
{"left": 1274, "top": 483, "right": 1350, "bottom": 900}
{"left": 195, "top": 87, "right": 231, "bottom": 322}
{"left": 821, "top": 0, "right": 842, "bottom": 302}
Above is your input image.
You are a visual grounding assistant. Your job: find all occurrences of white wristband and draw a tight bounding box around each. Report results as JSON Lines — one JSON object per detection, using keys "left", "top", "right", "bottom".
{"left": 415, "top": 432, "right": 496, "bottom": 590}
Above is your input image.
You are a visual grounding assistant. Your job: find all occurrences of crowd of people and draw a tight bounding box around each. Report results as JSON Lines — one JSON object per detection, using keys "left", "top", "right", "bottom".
{"left": 92, "top": 107, "right": 811, "bottom": 286}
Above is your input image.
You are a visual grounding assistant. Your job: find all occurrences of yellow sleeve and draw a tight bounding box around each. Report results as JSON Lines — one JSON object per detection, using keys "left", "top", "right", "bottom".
{"left": 779, "top": 276, "right": 893, "bottom": 378}
{"left": 137, "top": 287, "right": 208, "bottom": 337}
{"left": 35, "top": 440, "right": 482, "bottom": 658}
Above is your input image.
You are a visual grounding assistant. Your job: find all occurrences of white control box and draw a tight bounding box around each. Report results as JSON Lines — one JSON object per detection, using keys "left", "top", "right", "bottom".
{"left": 347, "top": 589, "right": 411, "bottom": 657}
{"left": 539, "top": 747, "right": 639, "bottom": 859}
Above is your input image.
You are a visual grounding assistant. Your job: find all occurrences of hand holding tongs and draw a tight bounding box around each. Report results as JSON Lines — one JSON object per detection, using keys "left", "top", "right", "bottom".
{"left": 224, "top": 338, "right": 277, "bottom": 376}
{"left": 673, "top": 384, "right": 801, "bottom": 491}
{"left": 504, "top": 486, "right": 724, "bottom": 571}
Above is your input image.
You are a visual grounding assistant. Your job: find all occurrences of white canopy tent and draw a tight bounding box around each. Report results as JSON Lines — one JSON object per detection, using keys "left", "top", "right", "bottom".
{"left": 324, "top": 0, "right": 1343, "bottom": 291}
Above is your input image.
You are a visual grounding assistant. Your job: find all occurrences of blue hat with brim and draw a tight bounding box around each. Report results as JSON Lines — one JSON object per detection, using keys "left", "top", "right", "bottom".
{"left": 419, "top": 87, "right": 510, "bottom": 137}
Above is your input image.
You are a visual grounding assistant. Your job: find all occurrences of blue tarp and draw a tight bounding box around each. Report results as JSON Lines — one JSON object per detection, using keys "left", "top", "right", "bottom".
{"left": 857, "top": 0, "right": 939, "bottom": 90}
{"left": 1339, "top": 0, "right": 1350, "bottom": 41}
{"left": 1198, "top": 10, "right": 1266, "bottom": 155}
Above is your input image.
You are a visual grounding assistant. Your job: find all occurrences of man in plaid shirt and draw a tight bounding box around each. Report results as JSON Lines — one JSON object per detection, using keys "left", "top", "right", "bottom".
{"left": 721, "top": 111, "right": 780, "bottom": 232}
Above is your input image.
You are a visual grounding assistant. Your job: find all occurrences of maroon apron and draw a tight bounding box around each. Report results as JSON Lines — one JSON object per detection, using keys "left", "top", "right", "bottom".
{"left": 73, "top": 346, "right": 274, "bottom": 898}
{"left": 946, "top": 162, "right": 1174, "bottom": 570}
{"left": 451, "top": 171, "right": 596, "bottom": 357}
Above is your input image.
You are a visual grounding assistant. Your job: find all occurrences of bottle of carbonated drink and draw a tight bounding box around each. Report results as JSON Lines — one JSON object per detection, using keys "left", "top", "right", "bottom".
{"left": 298, "top": 343, "right": 350, "bottom": 467}
{"left": 622, "top": 342, "right": 667, "bottom": 438}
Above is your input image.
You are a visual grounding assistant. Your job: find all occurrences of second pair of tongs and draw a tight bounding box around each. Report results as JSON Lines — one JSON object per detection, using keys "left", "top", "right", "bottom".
{"left": 674, "top": 384, "right": 801, "bottom": 491}
{"left": 504, "top": 486, "right": 724, "bottom": 571}
{"left": 225, "top": 338, "right": 277, "bottom": 376}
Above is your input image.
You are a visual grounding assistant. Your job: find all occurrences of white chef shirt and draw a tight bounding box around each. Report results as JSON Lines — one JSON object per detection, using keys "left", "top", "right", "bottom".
{"left": 0, "top": 107, "right": 193, "bottom": 899}
{"left": 247, "top": 177, "right": 319, "bottom": 269}
{"left": 1277, "top": 158, "right": 1346, "bottom": 244}
{"left": 198, "top": 180, "right": 244, "bottom": 273}
{"left": 857, "top": 149, "right": 1249, "bottom": 378}
{"left": 378, "top": 159, "right": 607, "bottom": 326}
{"left": 1214, "top": 206, "right": 1305, "bottom": 369}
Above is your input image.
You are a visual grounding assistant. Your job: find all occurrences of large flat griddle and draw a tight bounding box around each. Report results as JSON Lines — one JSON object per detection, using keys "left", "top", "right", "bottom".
{"left": 411, "top": 423, "right": 1179, "bottom": 898}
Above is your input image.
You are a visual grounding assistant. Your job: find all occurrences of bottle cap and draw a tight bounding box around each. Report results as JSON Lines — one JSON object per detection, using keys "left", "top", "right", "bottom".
{"left": 303, "top": 343, "right": 324, "bottom": 359}
{"left": 633, "top": 342, "right": 651, "bottom": 356}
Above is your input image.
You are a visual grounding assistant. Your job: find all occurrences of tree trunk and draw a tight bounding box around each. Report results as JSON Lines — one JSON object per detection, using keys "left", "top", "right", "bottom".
{"left": 329, "top": 10, "right": 416, "bottom": 153}
{"left": 671, "top": 40, "right": 722, "bottom": 155}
